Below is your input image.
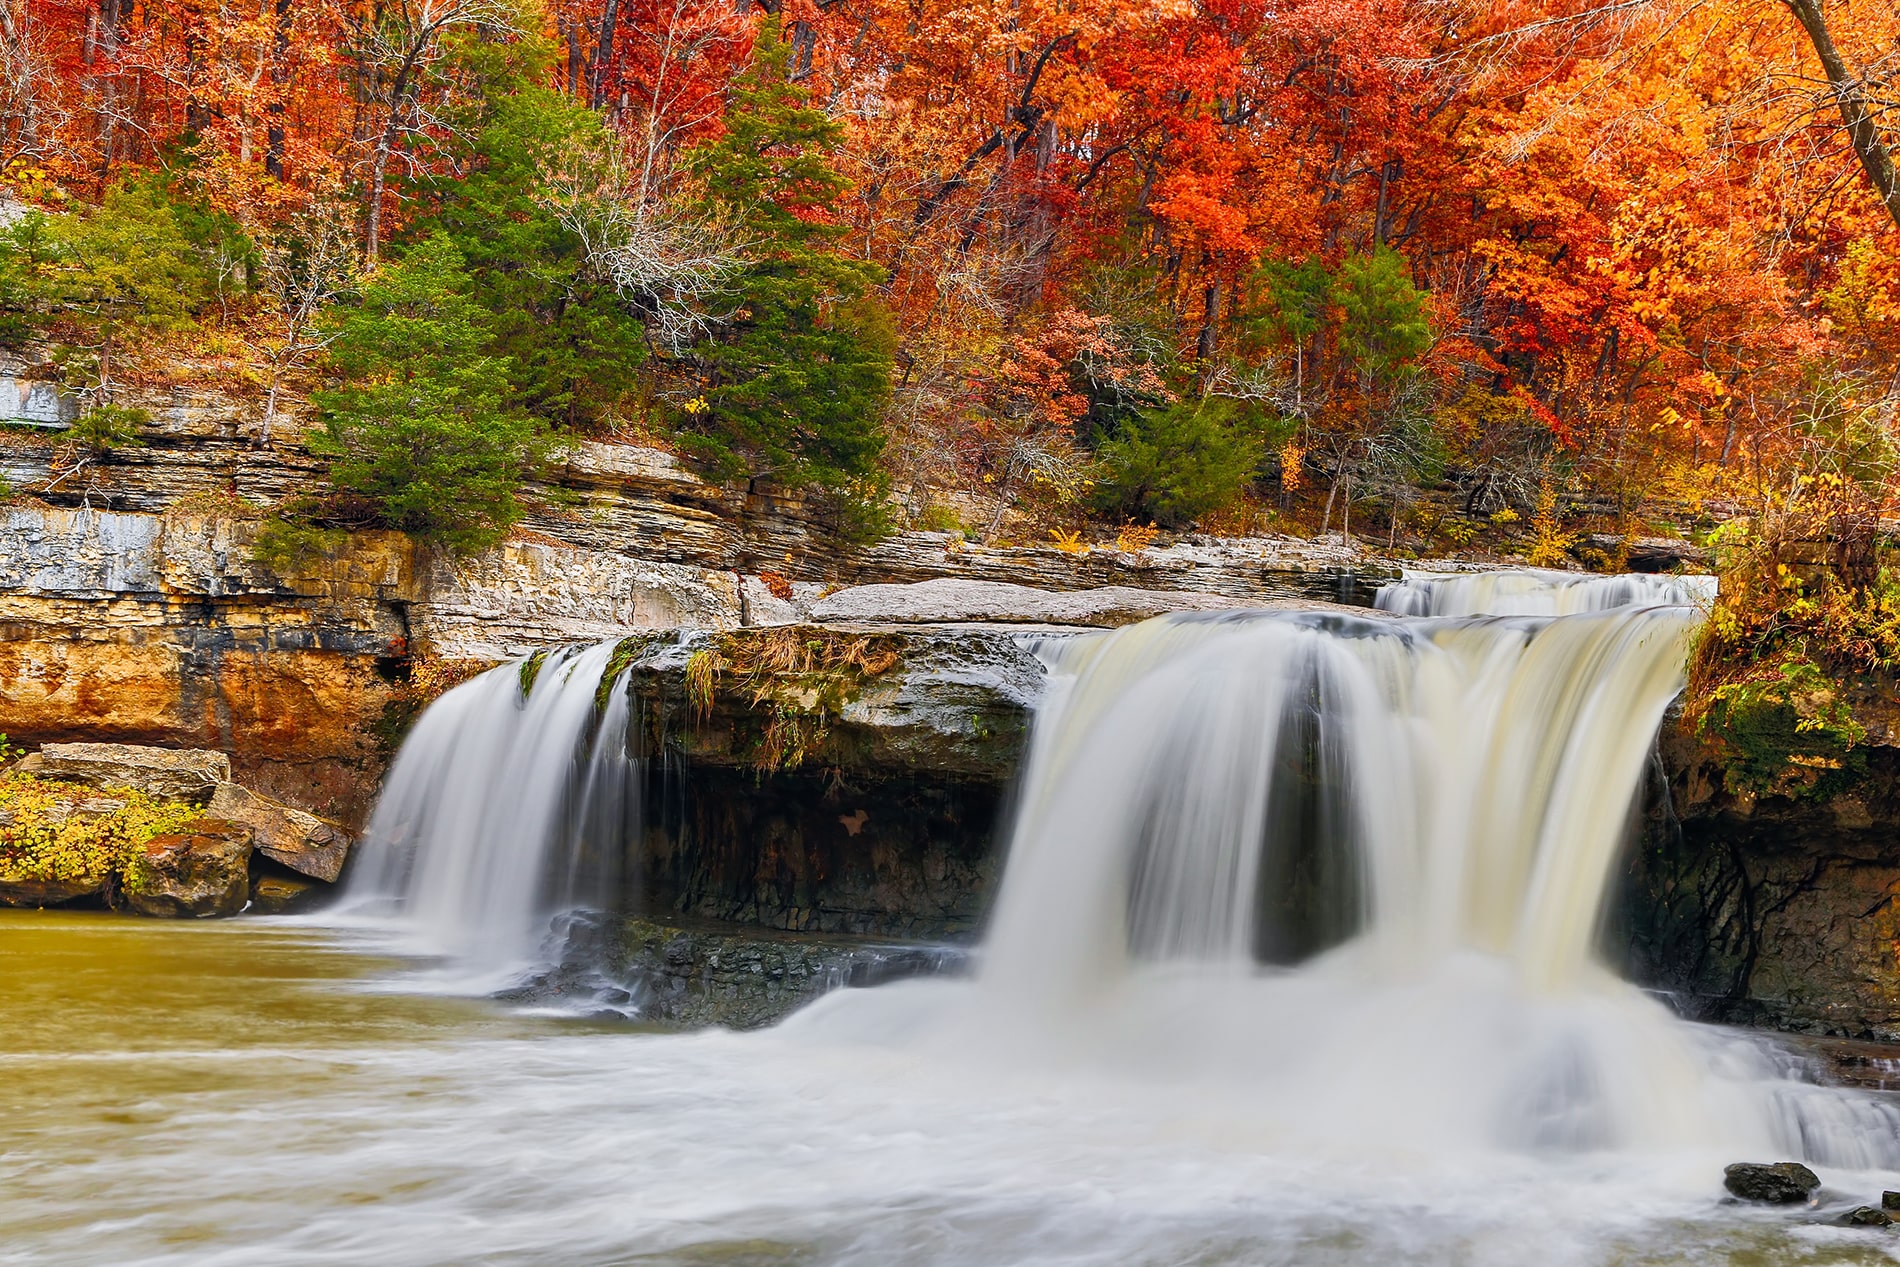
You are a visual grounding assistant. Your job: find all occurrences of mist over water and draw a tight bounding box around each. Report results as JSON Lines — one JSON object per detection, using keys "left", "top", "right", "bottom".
{"left": 12, "top": 570, "right": 1899, "bottom": 1265}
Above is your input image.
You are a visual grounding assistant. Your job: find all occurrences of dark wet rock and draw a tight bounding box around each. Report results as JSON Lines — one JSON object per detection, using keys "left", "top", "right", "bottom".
{"left": 1609, "top": 692, "right": 1900, "bottom": 1041}
{"left": 1723, "top": 1162, "right": 1820, "bottom": 1204}
{"left": 206, "top": 782, "right": 351, "bottom": 882}
{"left": 127, "top": 819, "right": 252, "bottom": 917}
{"left": 507, "top": 912, "right": 967, "bottom": 1030}
{"left": 1841, "top": 1206, "right": 1894, "bottom": 1227}
{"left": 598, "top": 626, "right": 1042, "bottom": 937}
{"left": 0, "top": 875, "right": 103, "bottom": 907}
{"left": 247, "top": 872, "right": 323, "bottom": 915}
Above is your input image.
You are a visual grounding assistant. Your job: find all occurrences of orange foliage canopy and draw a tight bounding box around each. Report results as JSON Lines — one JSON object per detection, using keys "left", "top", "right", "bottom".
{"left": 3, "top": 0, "right": 1897, "bottom": 506}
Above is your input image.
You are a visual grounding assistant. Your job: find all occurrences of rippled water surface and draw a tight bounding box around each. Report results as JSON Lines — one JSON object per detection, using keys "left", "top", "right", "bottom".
{"left": 4, "top": 910, "right": 1899, "bottom": 1267}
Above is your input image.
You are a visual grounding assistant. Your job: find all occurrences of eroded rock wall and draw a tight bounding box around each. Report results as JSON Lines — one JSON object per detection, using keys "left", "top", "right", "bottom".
{"left": 0, "top": 504, "right": 748, "bottom": 820}
{"left": 607, "top": 626, "right": 1044, "bottom": 938}
{"left": 0, "top": 507, "right": 409, "bottom": 819}
{"left": 1611, "top": 719, "right": 1900, "bottom": 1041}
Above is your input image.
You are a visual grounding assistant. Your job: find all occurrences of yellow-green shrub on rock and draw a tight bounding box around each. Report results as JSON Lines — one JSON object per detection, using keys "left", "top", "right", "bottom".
{"left": 0, "top": 774, "right": 205, "bottom": 907}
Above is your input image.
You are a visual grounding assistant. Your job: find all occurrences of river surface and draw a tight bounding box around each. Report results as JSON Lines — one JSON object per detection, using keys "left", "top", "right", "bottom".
{"left": 5, "top": 910, "right": 1900, "bottom": 1267}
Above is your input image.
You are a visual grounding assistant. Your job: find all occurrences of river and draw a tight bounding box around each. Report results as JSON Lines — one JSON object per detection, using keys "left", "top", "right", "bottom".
{"left": 5, "top": 908, "right": 1900, "bottom": 1267}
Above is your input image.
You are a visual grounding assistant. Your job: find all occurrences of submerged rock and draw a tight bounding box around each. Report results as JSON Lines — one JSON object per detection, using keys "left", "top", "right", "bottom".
{"left": 23, "top": 742, "right": 230, "bottom": 804}
{"left": 1723, "top": 1162, "right": 1820, "bottom": 1204}
{"left": 510, "top": 912, "right": 968, "bottom": 1029}
{"left": 206, "top": 782, "right": 351, "bottom": 882}
{"left": 0, "top": 876, "right": 104, "bottom": 908}
{"left": 127, "top": 819, "right": 252, "bottom": 917}
{"left": 1841, "top": 1206, "right": 1894, "bottom": 1227}
{"left": 248, "top": 872, "right": 324, "bottom": 915}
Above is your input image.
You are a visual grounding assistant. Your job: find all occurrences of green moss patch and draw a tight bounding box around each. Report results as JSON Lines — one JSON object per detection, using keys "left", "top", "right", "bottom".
{"left": 1697, "top": 656, "right": 1868, "bottom": 801}
{"left": 0, "top": 774, "right": 205, "bottom": 896}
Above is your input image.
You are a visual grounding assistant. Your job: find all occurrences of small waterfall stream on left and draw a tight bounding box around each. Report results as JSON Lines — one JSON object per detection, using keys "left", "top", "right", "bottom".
{"left": 338, "top": 638, "right": 641, "bottom": 988}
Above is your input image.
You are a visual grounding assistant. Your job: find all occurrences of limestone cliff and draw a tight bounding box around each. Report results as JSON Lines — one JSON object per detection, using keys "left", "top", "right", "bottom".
{"left": 0, "top": 357, "right": 1388, "bottom": 822}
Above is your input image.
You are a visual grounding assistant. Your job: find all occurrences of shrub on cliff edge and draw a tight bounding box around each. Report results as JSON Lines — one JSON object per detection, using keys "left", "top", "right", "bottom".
{"left": 313, "top": 235, "right": 547, "bottom": 554}
{"left": 1687, "top": 475, "right": 1899, "bottom": 799}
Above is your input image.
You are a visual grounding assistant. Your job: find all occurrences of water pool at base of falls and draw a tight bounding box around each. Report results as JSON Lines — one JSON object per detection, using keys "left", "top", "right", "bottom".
{"left": 4, "top": 910, "right": 1900, "bottom": 1267}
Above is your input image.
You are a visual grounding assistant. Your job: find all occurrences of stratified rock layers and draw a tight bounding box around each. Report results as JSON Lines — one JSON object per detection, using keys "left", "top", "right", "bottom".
{"left": 1611, "top": 721, "right": 1900, "bottom": 1041}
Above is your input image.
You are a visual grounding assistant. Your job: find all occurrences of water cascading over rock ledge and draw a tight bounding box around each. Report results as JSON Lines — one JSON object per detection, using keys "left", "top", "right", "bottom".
{"left": 339, "top": 622, "right": 1050, "bottom": 1009}
{"left": 343, "top": 568, "right": 1900, "bottom": 1173}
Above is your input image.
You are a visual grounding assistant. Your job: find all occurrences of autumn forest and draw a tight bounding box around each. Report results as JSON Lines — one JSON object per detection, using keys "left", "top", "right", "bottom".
{"left": 0, "top": 0, "right": 1896, "bottom": 558}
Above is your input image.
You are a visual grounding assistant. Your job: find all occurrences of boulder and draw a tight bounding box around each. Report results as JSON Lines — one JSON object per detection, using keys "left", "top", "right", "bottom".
{"left": 1570, "top": 533, "right": 1711, "bottom": 573}
{"left": 0, "top": 875, "right": 103, "bottom": 908}
{"left": 1885, "top": 1191, "right": 1900, "bottom": 1212}
{"left": 248, "top": 872, "right": 324, "bottom": 915}
{"left": 206, "top": 782, "right": 351, "bottom": 882}
{"left": 126, "top": 819, "right": 251, "bottom": 917}
{"left": 807, "top": 578, "right": 1275, "bottom": 627}
{"left": 72, "top": 796, "right": 128, "bottom": 820}
{"left": 1723, "top": 1162, "right": 1821, "bottom": 1204}
{"left": 1841, "top": 1207, "right": 1894, "bottom": 1228}
{"left": 25, "top": 743, "right": 230, "bottom": 804}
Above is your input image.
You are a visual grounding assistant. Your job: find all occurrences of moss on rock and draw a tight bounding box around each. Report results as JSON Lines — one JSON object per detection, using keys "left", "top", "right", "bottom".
{"left": 0, "top": 773, "right": 205, "bottom": 906}
{"left": 1697, "top": 656, "right": 1868, "bottom": 801}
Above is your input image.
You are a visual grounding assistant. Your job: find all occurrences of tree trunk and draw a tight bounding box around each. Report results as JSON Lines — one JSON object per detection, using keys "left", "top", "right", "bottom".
{"left": 1785, "top": 0, "right": 1900, "bottom": 229}
{"left": 265, "top": 0, "right": 292, "bottom": 180}
{"left": 260, "top": 374, "right": 282, "bottom": 447}
{"left": 364, "top": 126, "right": 394, "bottom": 268}
{"left": 1196, "top": 277, "right": 1220, "bottom": 362}
{"left": 588, "top": 0, "right": 620, "bottom": 110}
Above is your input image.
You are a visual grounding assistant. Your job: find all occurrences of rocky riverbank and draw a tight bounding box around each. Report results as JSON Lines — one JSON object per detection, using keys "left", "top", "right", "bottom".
{"left": 0, "top": 742, "right": 350, "bottom": 915}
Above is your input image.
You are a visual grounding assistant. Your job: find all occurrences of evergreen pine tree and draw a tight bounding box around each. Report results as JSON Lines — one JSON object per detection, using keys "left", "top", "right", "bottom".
{"left": 313, "top": 234, "right": 545, "bottom": 552}
{"left": 423, "top": 77, "right": 646, "bottom": 431}
{"left": 676, "top": 18, "right": 893, "bottom": 492}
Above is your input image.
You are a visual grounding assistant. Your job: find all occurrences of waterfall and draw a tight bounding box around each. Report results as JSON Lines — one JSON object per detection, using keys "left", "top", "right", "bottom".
{"left": 1376, "top": 567, "right": 1714, "bottom": 616}
{"left": 942, "top": 570, "right": 1898, "bottom": 1163}
{"left": 983, "top": 599, "right": 1700, "bottom": 996}
{"left": 342, "top": 638, "right": 639, "bottom": 978}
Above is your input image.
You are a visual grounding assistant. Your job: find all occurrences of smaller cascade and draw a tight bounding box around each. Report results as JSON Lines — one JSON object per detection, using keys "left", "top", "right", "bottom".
{"left": 1376, "top": 568, "right": 1714, "bottom": 617}
{"left": 342, "top": 639, "right": 641, "bottom": 978}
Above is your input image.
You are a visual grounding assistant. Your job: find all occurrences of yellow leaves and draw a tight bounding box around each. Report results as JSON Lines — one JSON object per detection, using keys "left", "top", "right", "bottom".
{"left": 1819, "top": 239, "right": 1900, "bottom": 334}
{"left": 1279, "top": 441, "right": 1305, "bottom": 492}
{"left": 1114, "top": 522, "right": 1159, "bottom": 553}
{"left": 1049, "top": 528, "right": 1089, "bottom": 554}
{"left": 1525, "top": 484, "right": 1575, "bottom": 568}
{"left": 0, "top": 777, "right": 202, "bottom": 888}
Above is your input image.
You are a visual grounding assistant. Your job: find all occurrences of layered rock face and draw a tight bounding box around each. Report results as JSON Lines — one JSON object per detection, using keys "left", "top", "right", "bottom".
{"left": 1611, "top": 719, "right": 1900, "bottom": 1041}
{"left": 0, "top": 506, "right": 410, "bottom": 820}
{"left": 0, "top": 357, "right": 1390, "bottom": 825}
